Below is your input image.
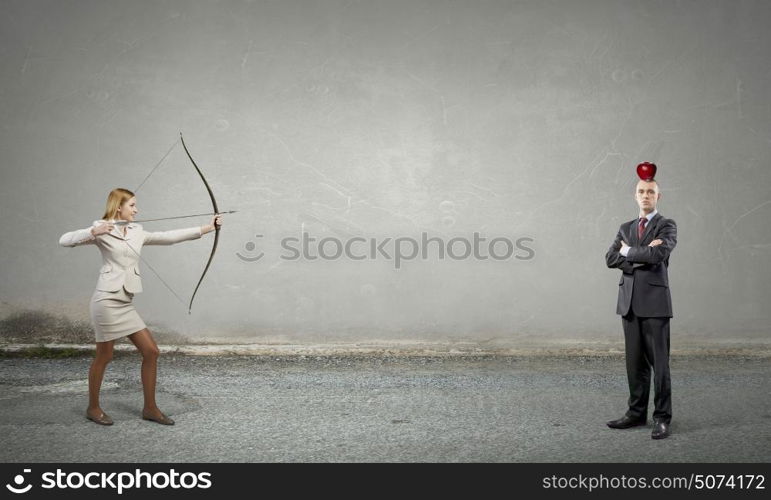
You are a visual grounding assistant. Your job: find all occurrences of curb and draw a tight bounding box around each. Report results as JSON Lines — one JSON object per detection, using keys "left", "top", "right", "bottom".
{"left": 2, "top": 343, "right": 770, "bottom": 357}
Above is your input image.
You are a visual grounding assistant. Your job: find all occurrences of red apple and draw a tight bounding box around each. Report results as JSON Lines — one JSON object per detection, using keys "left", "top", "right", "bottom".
{"left": 636, "top": 162, "right": 657, "bottom": 181}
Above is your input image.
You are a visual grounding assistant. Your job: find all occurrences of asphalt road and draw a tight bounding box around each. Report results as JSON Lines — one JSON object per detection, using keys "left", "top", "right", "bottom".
{"left": 1, "top": 354, "right": 769, "bottom": 462}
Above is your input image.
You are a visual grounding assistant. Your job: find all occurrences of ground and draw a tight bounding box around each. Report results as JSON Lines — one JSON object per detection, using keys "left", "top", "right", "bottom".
{"left": 1, "top": 353, "right": 769, "bottom": 462}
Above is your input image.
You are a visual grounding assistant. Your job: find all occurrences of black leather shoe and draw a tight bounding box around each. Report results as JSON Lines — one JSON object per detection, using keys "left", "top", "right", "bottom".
{"left": 606, "top": 415, "right": 647, "bottom": 429}
{"left": 651, "top": 420, "right": 670, "bottom": 439}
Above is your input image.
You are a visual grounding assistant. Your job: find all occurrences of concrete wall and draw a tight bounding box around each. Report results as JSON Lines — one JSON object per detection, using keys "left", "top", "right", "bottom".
{"left": 1, "top": 0, "right": 769, "bottom": 345}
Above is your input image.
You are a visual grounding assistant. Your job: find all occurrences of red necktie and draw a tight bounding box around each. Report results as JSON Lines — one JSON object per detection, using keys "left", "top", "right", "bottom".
{"left": 638, "top": 217, "right": 647, "bottom": 240}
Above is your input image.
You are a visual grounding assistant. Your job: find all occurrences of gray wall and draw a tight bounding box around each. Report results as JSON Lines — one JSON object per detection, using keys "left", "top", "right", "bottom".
{"left": 2, "top": 0, "right": 770, "bottom": 345}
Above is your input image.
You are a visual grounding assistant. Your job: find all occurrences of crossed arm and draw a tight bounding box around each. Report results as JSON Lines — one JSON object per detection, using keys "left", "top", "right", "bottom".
{"left": 605, "top": 219, "right": 677, "bottom": 271}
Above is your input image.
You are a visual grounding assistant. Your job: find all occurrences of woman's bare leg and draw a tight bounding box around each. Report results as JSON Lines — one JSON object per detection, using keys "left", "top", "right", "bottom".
{"left": 87, "top": 340, "right": 114, "bottom": 418}
{"left": 128, "top": 328, "right": 164, "bottom": 417}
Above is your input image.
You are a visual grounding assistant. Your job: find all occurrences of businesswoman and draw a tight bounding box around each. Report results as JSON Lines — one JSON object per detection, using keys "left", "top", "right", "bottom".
{"left": 59, "top": 188, "right": 223, "bottom": 426}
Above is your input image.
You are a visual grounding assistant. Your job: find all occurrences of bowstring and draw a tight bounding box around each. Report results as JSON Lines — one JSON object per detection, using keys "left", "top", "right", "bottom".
{"left": 124, "top": 136, "right": 188, "bottom": 308}
{"left": 134, "top": 138, "right": 179, "bottom": 194}
{"left": 123, "top": 232, "right": 189, "bottom": 309}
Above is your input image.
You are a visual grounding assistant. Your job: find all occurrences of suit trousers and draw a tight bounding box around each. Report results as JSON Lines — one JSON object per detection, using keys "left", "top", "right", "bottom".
{"left": 622, "top": 310, "right": 672, "bottom": 423}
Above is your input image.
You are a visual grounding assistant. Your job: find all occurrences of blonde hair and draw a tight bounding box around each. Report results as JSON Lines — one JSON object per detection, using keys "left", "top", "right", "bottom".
{"left": 101, "top": 188, "right": 135, "bottom": 220}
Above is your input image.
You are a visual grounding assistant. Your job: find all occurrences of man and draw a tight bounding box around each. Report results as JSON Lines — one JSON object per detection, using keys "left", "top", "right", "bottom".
{"left": 605, "top": 178, "right": 677, "bottom": 439}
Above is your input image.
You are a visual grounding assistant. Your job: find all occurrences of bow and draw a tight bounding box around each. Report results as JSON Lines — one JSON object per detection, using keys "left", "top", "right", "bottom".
{"left": 127, "top": 133, "right": 230, "bottom": 314}
{"left": 180, "top": 132, "right": 220, "bottom": 314}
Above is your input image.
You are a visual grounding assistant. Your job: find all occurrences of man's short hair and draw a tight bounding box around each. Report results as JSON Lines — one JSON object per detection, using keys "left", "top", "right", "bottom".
{"left": 637, "top": 179, "right": 661, "bottom": 191}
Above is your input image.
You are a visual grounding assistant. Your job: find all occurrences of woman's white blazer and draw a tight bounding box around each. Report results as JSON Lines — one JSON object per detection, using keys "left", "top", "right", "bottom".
{"left": 59, "top": 221, "right": 202, "bottom": 293}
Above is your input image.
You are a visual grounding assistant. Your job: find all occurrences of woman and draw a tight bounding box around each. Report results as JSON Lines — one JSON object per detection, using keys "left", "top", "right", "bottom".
{"left": 59, "top": 188, "right": 223, "bottom": 426}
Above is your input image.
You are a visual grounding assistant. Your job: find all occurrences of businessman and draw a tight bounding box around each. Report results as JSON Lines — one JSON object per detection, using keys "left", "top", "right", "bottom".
{"left": 605, "top": 177, "right": 677, "bottom": 439}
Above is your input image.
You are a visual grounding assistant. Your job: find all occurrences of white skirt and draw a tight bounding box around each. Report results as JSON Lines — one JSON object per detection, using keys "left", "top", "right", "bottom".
{"left": 89, "top": 287, "right": 147, "bottom": 342}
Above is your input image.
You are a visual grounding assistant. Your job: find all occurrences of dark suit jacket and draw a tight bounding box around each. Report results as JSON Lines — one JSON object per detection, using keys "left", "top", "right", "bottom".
{"left": 605, "top": 213, "right": 677, "bottom": 318}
